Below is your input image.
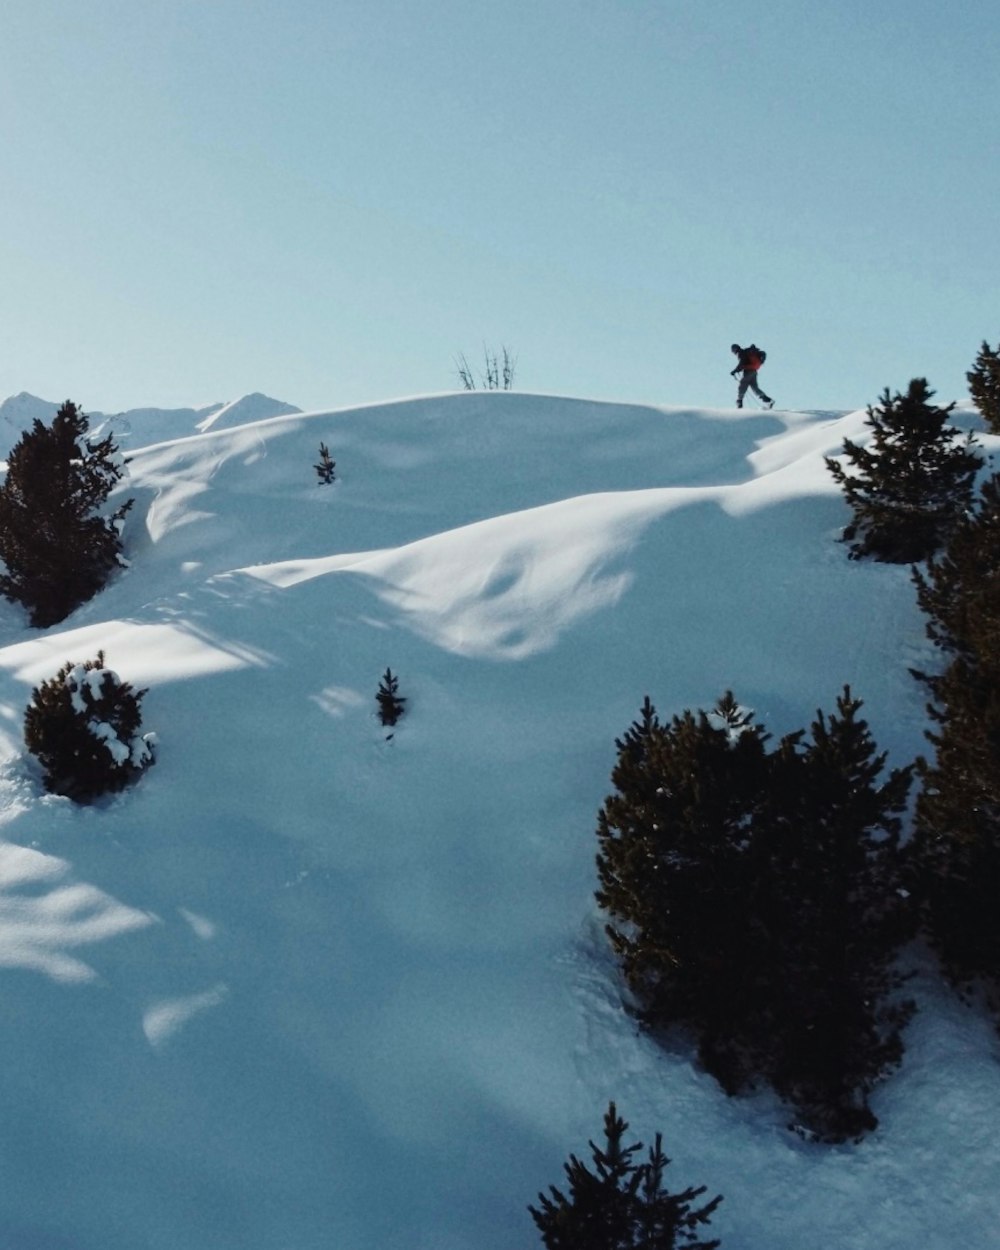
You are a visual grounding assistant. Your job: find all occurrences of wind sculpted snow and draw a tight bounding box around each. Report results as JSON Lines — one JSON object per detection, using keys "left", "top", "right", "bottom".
{"left": 0, "top": 391, "right": 995, "bottom": 1250}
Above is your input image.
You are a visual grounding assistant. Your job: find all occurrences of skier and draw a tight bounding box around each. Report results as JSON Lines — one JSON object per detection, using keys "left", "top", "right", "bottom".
{"left": 730, "top": 343, "right": 774, "bottom": 409}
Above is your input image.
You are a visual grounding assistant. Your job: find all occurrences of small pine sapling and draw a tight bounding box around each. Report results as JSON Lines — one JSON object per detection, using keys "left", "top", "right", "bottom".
{"left": 376, "top": 668, "right": 406, "bottom": 728}
{"left": 528, "top": 1102, "right": 722, "bottom": 1249}
{"left": 315, "top": 442, "right": 337, "bottom": 484}
{"left": 24, "top": 651, "right": 156, "bottom": 802}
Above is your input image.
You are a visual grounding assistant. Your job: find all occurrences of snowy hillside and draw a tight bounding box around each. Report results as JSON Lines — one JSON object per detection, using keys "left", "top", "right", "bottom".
{"left": 0, "top": 391, "right": 997, "bottom": 1250}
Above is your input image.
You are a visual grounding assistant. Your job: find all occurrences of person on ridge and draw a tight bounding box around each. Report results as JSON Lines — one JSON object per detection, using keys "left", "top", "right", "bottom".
{"left": 730, "top": 343, "right": 774, "bottom": 409}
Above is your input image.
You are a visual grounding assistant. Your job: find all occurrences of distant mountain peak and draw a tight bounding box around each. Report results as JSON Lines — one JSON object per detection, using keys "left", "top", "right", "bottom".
{"left": 0, "top": 391, "right": 58, "bottom": 417}
{"left": 0, "top": 390, "right": 302, "bottom": 459}
{"left": 195, "top": 393, "right": 303, "bottom": 433}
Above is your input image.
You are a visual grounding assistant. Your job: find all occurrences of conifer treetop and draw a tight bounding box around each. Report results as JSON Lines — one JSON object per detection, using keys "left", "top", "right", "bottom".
{"left": 967, "top": 339, "right": 1000, "bottom": 434}
{"left": 825, "top": 377, "right": 981, "bottom": 563}
{"left": 528, "top": 1102, "right": 722, "bottom": 1249}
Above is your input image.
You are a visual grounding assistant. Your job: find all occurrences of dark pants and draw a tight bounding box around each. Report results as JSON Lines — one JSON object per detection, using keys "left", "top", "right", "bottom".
{"left": 737, "top": 370, "right": 772, "bottom": 405}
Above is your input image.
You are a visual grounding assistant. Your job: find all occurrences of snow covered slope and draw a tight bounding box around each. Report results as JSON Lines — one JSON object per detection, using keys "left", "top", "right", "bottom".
{"left": 0, "top": 391, "right": 996, "bottom": 1250}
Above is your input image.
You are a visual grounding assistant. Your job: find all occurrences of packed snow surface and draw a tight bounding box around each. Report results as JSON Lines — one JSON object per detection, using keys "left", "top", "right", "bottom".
{"left": 0, "top": 391, "right": 996, "bottom": 1250}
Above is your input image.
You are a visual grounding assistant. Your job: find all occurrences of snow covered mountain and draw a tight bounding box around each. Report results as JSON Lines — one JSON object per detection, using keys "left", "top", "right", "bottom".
{"left": 0, "top": 391, "right": 301, "bottom": 460}
{"left": 0, "top": 390, "right": 996, "bottom": 1250}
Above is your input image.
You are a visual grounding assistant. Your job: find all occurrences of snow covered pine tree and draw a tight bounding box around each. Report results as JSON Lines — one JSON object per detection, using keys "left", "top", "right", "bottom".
{"left": 24, "top": 651, "right": 155, "bottom": 802}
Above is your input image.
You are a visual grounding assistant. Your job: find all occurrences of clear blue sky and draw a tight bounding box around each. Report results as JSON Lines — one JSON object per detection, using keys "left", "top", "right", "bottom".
{"left": 1, "top": 0, "right": 997, "bottom": 415}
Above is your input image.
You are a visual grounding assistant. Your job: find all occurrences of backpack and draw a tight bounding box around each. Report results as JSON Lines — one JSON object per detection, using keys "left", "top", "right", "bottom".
{"left": 746, "top": 344, "right": 767, "bottom": 369}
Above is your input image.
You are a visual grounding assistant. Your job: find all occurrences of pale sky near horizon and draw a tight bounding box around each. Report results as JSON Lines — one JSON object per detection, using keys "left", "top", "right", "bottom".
{"left": 1, "top": 0, "right": 997, "bottom": 416}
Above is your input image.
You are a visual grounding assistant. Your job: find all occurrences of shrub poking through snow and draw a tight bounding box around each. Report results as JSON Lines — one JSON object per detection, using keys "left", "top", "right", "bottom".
{"left": 454, "top": 344, "right": 517, "bottom": 391}
{"left": 315, "top": 442, "right": 336, "bottom": 484}
{"left": 529, "top": 1101, "right": 722, "bottom": 1249}
{"left": 24, "top": 651, "right": 156, "bottom": 802}
{"left": 376, "top": 668, "right": 406, "bottom": 728}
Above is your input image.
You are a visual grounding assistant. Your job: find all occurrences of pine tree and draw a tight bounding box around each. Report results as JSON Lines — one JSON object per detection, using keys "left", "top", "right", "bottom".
{"left": 912, "top": 471, "right": 1000, "bottom": 662}
{"left": 529, "top": 1102, "right": 722, "bottom": 1250}
{"left": 595, "top": 696, "right": 771, "bottom": 1094}
{"left": 596, "top": 690, "right": 914, "bottom": 1139}
{"left": 0, "top": 401, "right": 132, "bottom": 626}
{"left": 967, "top": 339, "right": 1000, "bottom": 434}
{"left": 914, "top": 654, "right": 1000, "bottom": 1002}
{"left": 24, "top": 651, "right": 155, "bottom": 802}
{"left": 376, "top": 668, "right": 406, "bottom": 727}
{"left": 910, "top": 472, "right": 1000, "bottom": 1008}
{"left": 315, "top": 442, "right": 337, "bottom": 484}
{"left": 825, "top": 378, "right": 981, "bottom": 563}
{"left": 757, "top": 689, "right": 914, "bottom": 1140}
